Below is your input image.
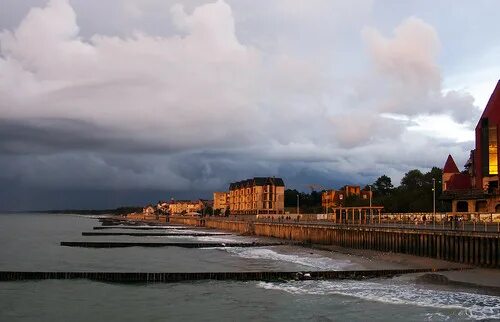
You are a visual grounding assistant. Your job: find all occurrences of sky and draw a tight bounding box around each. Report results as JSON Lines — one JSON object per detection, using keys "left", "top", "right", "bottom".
{"left": 0, "top": 0, "right": 499, "bottom": 210}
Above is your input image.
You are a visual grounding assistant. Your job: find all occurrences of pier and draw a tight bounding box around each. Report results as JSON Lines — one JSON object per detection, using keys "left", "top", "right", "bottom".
{"left": 0, "top": 268, "right": 466, "bottom": 283}
{"left": 60, "top": 241, "right": 283, "bottom": 248}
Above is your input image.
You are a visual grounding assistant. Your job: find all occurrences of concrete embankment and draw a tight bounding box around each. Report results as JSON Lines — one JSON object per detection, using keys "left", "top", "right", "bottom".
{"left": 169, "top": 216, "right": 204, "bottom": 226}
{"left": 192, "top": 218, "right": 500, "bottom": 268}
{"left": 60, "top": 241, "right": 283, "bottom": 248}
{"left": 0, "top": 268, "right": 465, "bottom": 283}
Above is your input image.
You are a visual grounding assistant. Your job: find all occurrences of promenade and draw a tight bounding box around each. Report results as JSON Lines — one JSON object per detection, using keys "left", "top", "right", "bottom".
{"left": 167, "top": 216, "right": 500, "bottom": 268}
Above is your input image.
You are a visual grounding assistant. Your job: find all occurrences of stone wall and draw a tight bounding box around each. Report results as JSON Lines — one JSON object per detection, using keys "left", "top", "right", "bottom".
{"left": 170, "top": 216, "right": 204, "bottom": 226}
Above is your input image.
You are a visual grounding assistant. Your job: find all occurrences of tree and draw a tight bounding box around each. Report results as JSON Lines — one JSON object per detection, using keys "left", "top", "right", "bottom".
{"left": 400, "top": 169, "right": 425, "bottom": 190}
{"left": 284, "top": 189, "right": 300, "bottom": 207}
{"left": 373, "top": 175, "right": 393, "bottom": 196}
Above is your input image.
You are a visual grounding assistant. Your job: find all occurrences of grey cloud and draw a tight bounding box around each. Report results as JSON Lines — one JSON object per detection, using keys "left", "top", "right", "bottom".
{"left": 0, "top": 0, "right": 489, "bottom": 209}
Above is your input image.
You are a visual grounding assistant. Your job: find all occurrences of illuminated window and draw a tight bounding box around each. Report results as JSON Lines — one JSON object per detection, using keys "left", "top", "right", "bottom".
{"left": 489, "top": 126, "right": 498, "bottom": 175}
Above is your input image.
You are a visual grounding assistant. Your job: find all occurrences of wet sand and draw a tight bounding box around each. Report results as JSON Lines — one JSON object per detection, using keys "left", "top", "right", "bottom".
{"left": 307, "top": 243, "right": 500, "bottom": 290}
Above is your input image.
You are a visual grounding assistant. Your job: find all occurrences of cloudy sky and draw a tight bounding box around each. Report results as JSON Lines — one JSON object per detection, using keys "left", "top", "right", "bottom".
{"left": 0, "top": 0, "right": 499, "bottom": 210}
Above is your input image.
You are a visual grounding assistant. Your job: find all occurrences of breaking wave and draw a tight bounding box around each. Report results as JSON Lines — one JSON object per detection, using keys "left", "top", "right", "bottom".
{"left": 223, "top": 247, "right": 352, "bottom": 270}
{"left": 257, "top": 280, "right": 500, "bottom": 320}
{"left": 196, "top": 235, "right": 253, "bottom": 243}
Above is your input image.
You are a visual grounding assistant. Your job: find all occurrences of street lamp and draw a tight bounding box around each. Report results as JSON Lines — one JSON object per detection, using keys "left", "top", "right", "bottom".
{"left": 369, "top": 185, "right": 372, "bottom": 224}
{"left": 297, "top": 194, "right": 300, "bottom": 215}
{"left": 432, "top": 178, "right": 436, "bottom": 228}
{"left": 369, "top": 185, "right": 372, "bottom": 208}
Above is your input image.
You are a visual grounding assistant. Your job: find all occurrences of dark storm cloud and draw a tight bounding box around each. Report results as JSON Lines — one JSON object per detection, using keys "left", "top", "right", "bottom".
{"left": 0, "top": 0, "right": 490, "bottom": 210}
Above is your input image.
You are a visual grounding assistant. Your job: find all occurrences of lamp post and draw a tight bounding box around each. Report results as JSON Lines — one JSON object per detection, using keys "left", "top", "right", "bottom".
{"left": 369, "top": 185, "right": 372, "bottom": 224}
{"left": 369, "top": 185, "right": 372, "bottom": 208}
{"left": 432, "top": 178, "right": 436, "bottom": 228}
{"left": 297, "top": 194, "right": 300, "bottom": 215}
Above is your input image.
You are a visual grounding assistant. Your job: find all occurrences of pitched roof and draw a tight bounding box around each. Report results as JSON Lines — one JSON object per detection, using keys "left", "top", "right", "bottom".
{"left": 229, "top": 177, "right": 285, "bottom": 190}
{"left": 443, "top": 154, "right": 460, "bottom": 173}
{"left": 476, "top": 80, "right": 500, "bottom": 127}
{"left": 447, "top": 173, "right": 472, "bottom": 190}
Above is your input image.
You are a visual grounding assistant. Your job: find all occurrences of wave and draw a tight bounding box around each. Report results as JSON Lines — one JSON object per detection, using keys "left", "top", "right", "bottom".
{"left": 223, "top": 247, "right": 352, "bottom": 270}
{"left": 257, "top": 280, "right": 500, "bottom": 320}
{"left": 196, "top": 235, "right": 250, "bottom": 243}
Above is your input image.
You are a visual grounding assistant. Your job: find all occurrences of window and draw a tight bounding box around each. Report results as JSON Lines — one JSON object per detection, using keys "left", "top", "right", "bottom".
{"left": 489, "top": 125, "right": 498, "bottom": 175}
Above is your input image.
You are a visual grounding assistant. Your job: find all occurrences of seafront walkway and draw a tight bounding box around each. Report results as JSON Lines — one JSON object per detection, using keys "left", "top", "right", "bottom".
{"left": 181, "top": 217, "right": 500, "bottom": 268}
{"left": 246, "top": 219, "right": 500, "bottom": 233}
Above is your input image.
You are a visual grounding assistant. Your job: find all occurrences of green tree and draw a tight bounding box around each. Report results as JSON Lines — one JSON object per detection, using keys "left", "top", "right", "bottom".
{"left": 400, "top": 169, "right": 425, "bottom": 190}
{"left": 373, "top": 175, "right": 393, "bottom": 196}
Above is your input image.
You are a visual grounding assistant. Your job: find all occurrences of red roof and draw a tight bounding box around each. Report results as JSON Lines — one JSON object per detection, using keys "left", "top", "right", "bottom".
{"left": 447, "top": 173, "right": 472, "bottom": 190}
{"left": 476, "top": 80, "right": 500, "bottom": 128}
{"left": 443, "top": 154, "right": 459, "bottom": 173}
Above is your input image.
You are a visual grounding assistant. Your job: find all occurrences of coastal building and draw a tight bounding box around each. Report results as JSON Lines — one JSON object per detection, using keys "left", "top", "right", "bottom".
{"left": 229, "top": 177, "right": 285, "bottom": 215}
{"left": 322, "top": 185, "right": 372, "bottom": 210}
{"left": 442, "top": 80, "right": 500, "bottom": 213}
{"left": 169, "top": 200, "right": 205, "bottom": 215}
{"left": 143, "top": 205, "right": 156, "bottom": 216}
{"left": 213, "top": 192, "right": 229, "bottom": 213}
{"left": 156, "top": 201, "right": 170, "bottom": 214}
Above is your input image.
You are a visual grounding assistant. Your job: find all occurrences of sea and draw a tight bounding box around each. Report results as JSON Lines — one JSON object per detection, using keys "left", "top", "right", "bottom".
{"left": 0, "top": 213, "right": 499, "bottom": 321}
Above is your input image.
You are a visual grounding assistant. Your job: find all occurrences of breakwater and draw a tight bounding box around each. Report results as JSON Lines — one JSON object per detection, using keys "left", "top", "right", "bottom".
{"left": 200, "top": 219, "right": 500, "bottom": 268}
{"left": 60, "top": 241, "right": 283, "bottom": 248}
{"left": 93, "top": 226, "right": 197, "bottom": 230}
{"left": 0, "top": 268, "right": 462, "bottom": 283}
{"left": 81, "top": 232, "right": 230, "bottom": 237}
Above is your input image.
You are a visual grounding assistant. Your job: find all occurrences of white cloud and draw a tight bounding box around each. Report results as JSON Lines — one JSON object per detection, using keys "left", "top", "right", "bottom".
{"left": 0, "top": 0, "right": 484, "bottom": 200}
{"left": 362, "top": 16, "right": 479, "bottom": 123}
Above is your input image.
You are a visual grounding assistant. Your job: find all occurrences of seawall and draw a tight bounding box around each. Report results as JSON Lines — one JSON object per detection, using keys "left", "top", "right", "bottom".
{"left": 194, "top": 218, "right": 500, "bottom": 268}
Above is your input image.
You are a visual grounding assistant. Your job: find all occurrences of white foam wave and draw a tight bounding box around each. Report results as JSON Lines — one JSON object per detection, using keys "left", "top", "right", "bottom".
{"left": 257, "top": 280, "right": 500, "bottom": 320}
{"left": 224, "top": 248, "right": 352, "bottom": 270}
{"left": 196, "top": 236, "right": 249, "bottom": 243}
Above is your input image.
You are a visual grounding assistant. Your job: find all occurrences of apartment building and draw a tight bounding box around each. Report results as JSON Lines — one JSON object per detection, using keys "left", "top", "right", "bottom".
{"left": 169, "top": 200, "right": 204, "bottom": 215}
{"left": 229, "top": 177, "right": 285, "bottom": 215}
{"left": 322, "top": 185, "right": 372, "bottom": 210}
{"left": 213, "top": 192, "right": 229, "bottom": 212}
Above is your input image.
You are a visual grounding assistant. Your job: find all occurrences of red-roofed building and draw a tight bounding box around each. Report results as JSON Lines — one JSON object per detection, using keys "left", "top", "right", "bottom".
{"left": 442, "top": 80, "right": 500, "bottom": 213}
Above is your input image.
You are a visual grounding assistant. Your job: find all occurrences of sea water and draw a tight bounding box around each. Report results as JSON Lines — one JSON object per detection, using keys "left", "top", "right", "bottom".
{"left": 0, "top": 213, "right": 499, "bottom": 321}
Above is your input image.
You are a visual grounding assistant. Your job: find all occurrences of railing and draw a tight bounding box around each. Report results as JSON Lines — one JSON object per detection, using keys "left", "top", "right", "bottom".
{"left": 215, "top": 213, "right": 500, "bottom": 233}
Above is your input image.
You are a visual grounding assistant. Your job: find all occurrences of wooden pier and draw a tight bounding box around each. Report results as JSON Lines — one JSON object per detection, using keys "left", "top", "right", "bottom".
{"left": 0, "top": 267, "right": 466, "bottom": 283}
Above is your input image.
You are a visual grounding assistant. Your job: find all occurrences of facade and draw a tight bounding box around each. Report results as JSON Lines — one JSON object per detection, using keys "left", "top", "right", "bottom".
{"left": 169, "top": 200, "right": 205, "bottom": 215}
{"left": 143, "top": 205, "right": 156, "bottom": 216}
{"left": 229, "top": 177, "right": 285, "bottom": 215}
{"left": 322, "top": 185, "right": 372, "bottom": 210}
{"left": 442, "top": 80, "right": 500, "bottom": 213}
{"left": 213, "top": 192, "right": 229, "bottom": 212}
{"left": 156, "top": 201, "right": 170, "bottom": 214}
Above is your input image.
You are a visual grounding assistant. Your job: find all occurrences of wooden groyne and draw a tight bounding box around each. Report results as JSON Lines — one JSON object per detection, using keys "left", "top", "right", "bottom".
{"left": 0, "top": 268, "right": 464, "bottom": 283}
{"left": 93, "top": 226, "right": 197, "bottom": 230}
{"left": 60, "top": 241, "right": 283, "bottom": 248}
{"left": 82, "top": 232, "right": 230, "bottom": 237}
{"left": 201, "top": 219, "right": 500, "bottom": 268}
